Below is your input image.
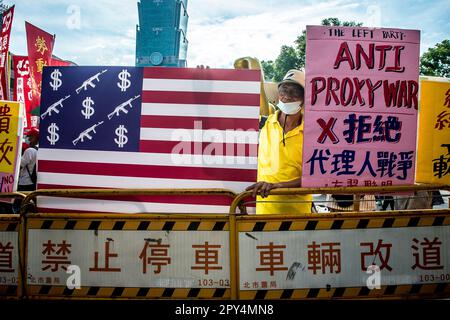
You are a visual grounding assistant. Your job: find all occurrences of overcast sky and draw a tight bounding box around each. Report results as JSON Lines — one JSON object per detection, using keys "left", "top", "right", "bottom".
{"left": 7, "top": 0, "right": 450, "bottom": 68}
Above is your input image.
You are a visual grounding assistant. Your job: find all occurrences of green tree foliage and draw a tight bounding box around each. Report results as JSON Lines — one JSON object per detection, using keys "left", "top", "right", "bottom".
{"left": 261, "top": 59, "right": 275, "bottom": 80}
{"left": 262, "top": 18, "right": 363, "bottom": 81}
{"left": 262, "top": 46, "right": 302, "bottom": 82}
{"left": 420, "top": 40, "right": 450, "bottom": 78}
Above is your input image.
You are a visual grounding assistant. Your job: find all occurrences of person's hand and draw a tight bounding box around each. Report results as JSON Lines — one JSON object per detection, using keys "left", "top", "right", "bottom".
{"left": 246, "top": 181, "right": 277, "bottom": 198}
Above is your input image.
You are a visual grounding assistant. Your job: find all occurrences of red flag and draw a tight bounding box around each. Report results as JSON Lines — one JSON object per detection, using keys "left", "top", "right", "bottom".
{"left": 13, "top": 55, "right": 35, "bottom": 128}
{"left": 0, "top": 5, "right": 15, "bottom": 100}
{"left": 25, "top": 21, "right": 55, "bottom": 113}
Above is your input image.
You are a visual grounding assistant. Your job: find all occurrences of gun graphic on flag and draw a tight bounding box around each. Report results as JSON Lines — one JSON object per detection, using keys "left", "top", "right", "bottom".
{"left": 75, "top": 69, "right": 108, "bottom": 94}
{"left": 107, "top": 95, "right": 140, "bottom": 120}
{"left": 72, "top": 121, "right": 104, "bottom": 145}
{"left": 41, "top": 95, "right": 71, "bottom": 119}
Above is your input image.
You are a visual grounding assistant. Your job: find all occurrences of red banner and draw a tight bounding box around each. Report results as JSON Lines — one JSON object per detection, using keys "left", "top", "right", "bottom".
{"left": 0, "top": 5, "right": 15, "bottom": 100}
{"left": 25, "top": 21, "right": 55, "bottom": 113}
{"left": 13, "top": 55, "right": 34, "bottom": 128}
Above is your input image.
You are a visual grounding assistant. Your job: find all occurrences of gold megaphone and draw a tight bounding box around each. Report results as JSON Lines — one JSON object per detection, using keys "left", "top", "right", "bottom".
{"left": 234, "top": 57, "right": 278, "bottom": 116}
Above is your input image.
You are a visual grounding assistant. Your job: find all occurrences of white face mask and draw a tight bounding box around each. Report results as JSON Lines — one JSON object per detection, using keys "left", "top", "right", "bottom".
{"left": 277, "top": 100, "right": 302, "bottom": 115}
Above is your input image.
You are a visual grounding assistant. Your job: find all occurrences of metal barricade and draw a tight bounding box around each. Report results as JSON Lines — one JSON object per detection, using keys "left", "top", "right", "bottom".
{"left": 0, "top": 192, "right": 26, "bottom": 299}
{"left": 230, "top": 184, "right": 450, "bottom": 214}
{"left": 19, "top": 188, "right": 238, "bottom": 216}
{"left": 3, "top": 185, "right": 450, "bottom": 300}
{"left": 230, "top": 184, "right": 450, "bottom": 300}
{"left": 19, "top": 188, "right": 237, "bottom": 300}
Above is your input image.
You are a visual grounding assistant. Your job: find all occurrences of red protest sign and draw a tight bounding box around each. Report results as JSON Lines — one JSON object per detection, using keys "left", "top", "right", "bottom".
{"left": 13, "top": 55, "right": 34, "bottom": 128}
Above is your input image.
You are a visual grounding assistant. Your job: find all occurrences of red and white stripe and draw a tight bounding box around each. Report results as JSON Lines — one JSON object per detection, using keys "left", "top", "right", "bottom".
{"left": 37, "top": 68, "right": 260, "bottom": 213}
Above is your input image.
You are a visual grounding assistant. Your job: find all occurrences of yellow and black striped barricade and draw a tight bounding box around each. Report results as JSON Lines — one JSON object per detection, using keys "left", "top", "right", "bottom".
{"left": 231, "top": 185, "right": 450, "bottom": 300}
{"left": 0, "top": 192, "right": 26, "bottom": 299}
{"left": 21, "top": 189, "right": 235, "bottom": 300}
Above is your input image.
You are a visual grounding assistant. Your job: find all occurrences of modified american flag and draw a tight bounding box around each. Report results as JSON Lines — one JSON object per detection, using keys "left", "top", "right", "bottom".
{"left": 38, "top": 66, "right": 260, "bottom": 213}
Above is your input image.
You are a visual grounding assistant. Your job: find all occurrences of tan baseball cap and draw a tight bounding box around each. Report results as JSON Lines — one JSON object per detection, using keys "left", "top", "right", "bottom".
{"left": 278, "top": 69, "right": 305, "bottom": 89}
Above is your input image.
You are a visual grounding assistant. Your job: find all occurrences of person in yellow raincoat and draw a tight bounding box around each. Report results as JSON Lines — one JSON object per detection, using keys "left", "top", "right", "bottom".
{"left": 246, "top": 69, "right": 313, "bottom": 214}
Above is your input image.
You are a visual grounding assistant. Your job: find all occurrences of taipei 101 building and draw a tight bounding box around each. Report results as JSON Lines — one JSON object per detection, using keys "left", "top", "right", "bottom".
{"left": 136, "top": 0, "right": 188, "bottom": 67}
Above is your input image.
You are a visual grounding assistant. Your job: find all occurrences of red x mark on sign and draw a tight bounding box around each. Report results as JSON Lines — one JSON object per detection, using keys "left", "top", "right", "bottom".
{"left": 317, "top": 118, "right": 339, "bottom": 144}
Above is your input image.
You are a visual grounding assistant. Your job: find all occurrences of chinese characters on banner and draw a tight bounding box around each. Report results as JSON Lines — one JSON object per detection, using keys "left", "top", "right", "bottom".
{"left": 416, "top": 78, "right": 450, "bottom": 184}
{"left": 239, "top": 227, "right": 450, "bottom": 290}
{"left": 25, "top": 22, "right": 55, "bottom": 117}
{"left": 13, "top": 56, "right": 33, "bottom": 129}
{"left": 0, "top": 230, "right": 19, "bottom": 285}
{"left": 0, "top": 101, "right": 24, "bottom": 192}
{"left": 27, "top": 230, "right": 230, "bottom": 288}
{"left": 0, "top": 6, "right": 15, "bottom": 100}
{"left": 302, "top": 26, "right": 420, "bottom": 187}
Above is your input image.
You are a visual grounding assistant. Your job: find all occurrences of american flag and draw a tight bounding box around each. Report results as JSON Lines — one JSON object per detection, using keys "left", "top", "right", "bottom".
{"left": 38, "top": 66, "right": 260, "bottom": 213}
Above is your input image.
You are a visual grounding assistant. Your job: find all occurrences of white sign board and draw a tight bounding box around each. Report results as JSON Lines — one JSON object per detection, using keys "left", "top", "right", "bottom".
{"left": 27, "top": 230, "right": 230, "bottom": 288}
{"left": 239, "top": 226, "right": 450, "bottom": 290}
{"left": 0, "top": 231, "right": 19, "bottom": 285}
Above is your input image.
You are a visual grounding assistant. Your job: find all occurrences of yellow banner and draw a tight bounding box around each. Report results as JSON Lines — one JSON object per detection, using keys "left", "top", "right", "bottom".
{"left": 416, "top": 77, "right": 450, "bottom": 184}
{"left": 0, "top": 100, "right": 23, "bottom": 192}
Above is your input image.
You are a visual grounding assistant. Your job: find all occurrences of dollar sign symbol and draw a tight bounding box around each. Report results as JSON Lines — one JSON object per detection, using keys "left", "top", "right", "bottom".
{"left": 117, "top": 69, "right": 131, "bottom": 92}
{"left": 50, "top": 69, "right": 62, "bottom": 91}
{"left": 114, "top": 125, "right": 128, "bottom": 148}
{"left": 81, "top": 97, "right": 95, "bottom": 119}
{"left": 47, "top": 123, "right": 60, "bottom": 145}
